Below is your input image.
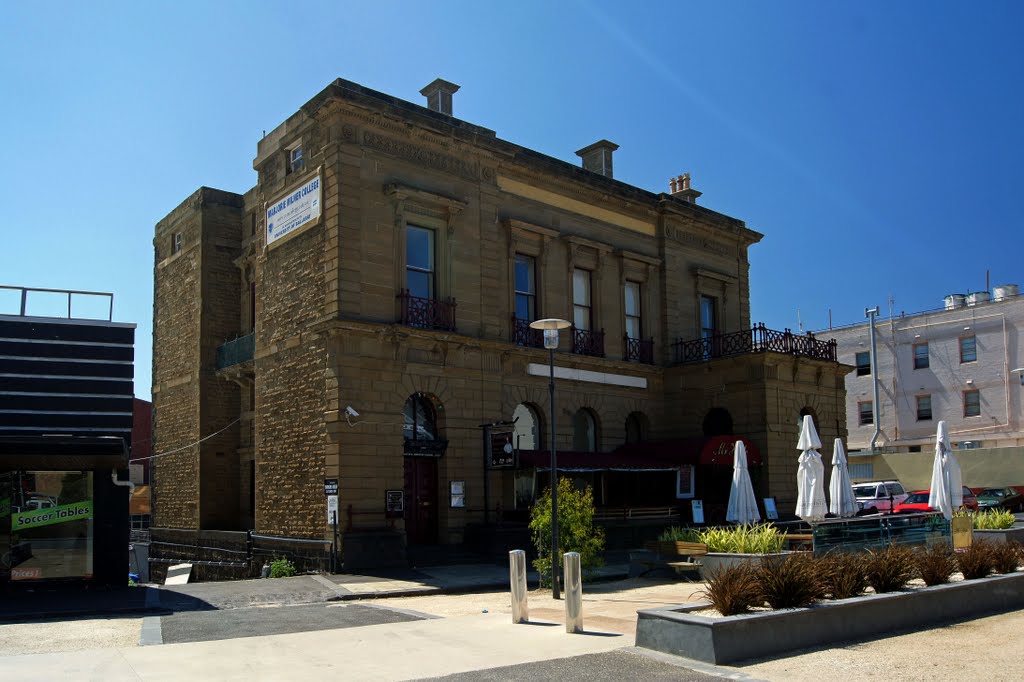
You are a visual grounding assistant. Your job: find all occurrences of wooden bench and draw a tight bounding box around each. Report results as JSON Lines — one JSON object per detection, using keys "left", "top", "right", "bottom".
{"left": 634, "top": 541, "right": 709, "bottom": 580}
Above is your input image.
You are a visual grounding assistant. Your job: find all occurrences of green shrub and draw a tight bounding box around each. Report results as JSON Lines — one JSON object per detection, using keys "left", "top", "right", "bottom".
{"left": 530, "top": 477, "right": 605, "bottom": 587}
{"left": 269, "top": 557, "right": 296, "bottom": 578}
{"left": 697, "top": 524, "right": 785, "bottom": 554}
{"left": 956, "top": 541, "right": 993, "bottom": 580}
{"left": 912, "top": 544, "right": 956, "bottom": 586}
{"left": 755, "top": 554, "right": 819, "bottom": 609}
{"left": 863, "top": 544, "right": 914, "bottom": 593}
{"left": 816, "top": 551, "right": 868, "bottom": 599}
{"left": 658, "top": 526, "right": 701, "bottom": 543}
{"left": 700, "top": 563, "right": 761, "bottom": 616}
{"left": 973, "top": 509, "right": 1016, "bottom": 530}
{"left": 989, "top": 541, "right": 1021, "bottom": 574}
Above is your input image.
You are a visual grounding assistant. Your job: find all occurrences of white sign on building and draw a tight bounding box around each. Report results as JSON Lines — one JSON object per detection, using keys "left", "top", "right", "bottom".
{"left": 266, "top": 174, "right": 321, "bottom": 247}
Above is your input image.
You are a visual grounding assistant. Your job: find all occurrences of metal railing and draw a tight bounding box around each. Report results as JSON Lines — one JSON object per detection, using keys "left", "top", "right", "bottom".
{"left": 216, "top": 332, "right": 255, "bottom": 369}
{"left": 623, "top": 336, "right": 655, "bottom": 364}
{"left": 0, "top": 285, "right": 114, "bottom": 321}
{"left": 572, "top": 326, "right": 605, "bottom": 357}
{"left": 397, "top": 289, "right": 457, "bottom": 332}
{"left": 511, "top": 316, "right": 544, "bottom": 348}
{"left": 671, "top": 323, "right": 838, "bottom": 365}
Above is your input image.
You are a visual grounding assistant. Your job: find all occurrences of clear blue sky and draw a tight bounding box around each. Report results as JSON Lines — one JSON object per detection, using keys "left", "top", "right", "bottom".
{"left": 2, "top": 2, "right": 1021, "bottom": 399}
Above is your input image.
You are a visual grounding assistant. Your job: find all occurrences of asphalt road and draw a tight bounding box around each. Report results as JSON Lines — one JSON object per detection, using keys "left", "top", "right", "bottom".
{"left": 159, "top": 601, "right": 426, "bottom": 644}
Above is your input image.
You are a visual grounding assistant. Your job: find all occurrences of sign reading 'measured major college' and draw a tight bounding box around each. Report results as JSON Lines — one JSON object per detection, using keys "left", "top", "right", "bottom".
{"left": 266, "top": 173, "right": 321, "bottom": 247}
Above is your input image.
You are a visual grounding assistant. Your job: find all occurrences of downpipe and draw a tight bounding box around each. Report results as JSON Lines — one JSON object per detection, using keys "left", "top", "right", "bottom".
{"left": 111, "top": 469, "right": 135, "bottom": 494}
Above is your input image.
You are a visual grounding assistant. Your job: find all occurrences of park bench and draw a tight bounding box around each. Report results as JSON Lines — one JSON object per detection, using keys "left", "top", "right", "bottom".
{"left": 632, "top": 541, "right": 708, "bottom": 580}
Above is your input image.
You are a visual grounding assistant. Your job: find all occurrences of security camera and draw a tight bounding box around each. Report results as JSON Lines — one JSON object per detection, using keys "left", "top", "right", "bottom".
{"left": 345, "top": 406, "right": 360, "bottom": 418}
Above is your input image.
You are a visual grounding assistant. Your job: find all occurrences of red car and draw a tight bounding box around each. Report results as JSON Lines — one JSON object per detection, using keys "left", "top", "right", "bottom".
{"left": 893, "top": 487, "right": 979, "bottom": 514}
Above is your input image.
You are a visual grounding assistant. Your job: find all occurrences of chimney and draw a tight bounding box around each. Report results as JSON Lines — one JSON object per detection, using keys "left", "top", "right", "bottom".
{"left": 670, "top": 173, "right": 702, "bottom": 204}
{"left": 420, "top": 78, "right": 461, "bottom": 116}
{"left": 575, "top": 139, "right": 619, "bottom": 179}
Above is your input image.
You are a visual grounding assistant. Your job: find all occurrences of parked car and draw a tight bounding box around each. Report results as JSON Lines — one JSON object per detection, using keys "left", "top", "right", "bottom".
{"left": 893, "top": 487, "right": 979, "bottom": 513}
{"left": 976, "top": 487, "right": 1024, "bottom": 512}
{"left": 853, "top": 481, "right": 908, "bottom": 514}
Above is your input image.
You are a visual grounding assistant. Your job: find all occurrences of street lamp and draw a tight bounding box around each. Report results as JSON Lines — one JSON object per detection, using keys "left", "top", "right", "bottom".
{"left": 530, "top": 317, "right": 571, "bottom": 599}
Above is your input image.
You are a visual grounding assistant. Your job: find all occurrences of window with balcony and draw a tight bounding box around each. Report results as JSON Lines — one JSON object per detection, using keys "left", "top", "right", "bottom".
{"left": 858, "top": 401, "right": 873, "bottom": 426}
{"left": 963, "top": 389, "right": 981, "bottom": 417}
{"left": 700, "top": 295, "right": 716, "bottom": 339}
{"left": 960, "top": 336, "right": 977, "bottom": 363}
{"left": 855, "top": 351, "right": 871, "bottom": 376}
{"left": 514, "top": 254, "right": 536, "bottom": 322}
{"left": 400, "top": 225, "right": 455, "bottom": 331}
{"left": 916, "top": 395, "right": 932, "bottom": 421}
{"left": 573, "top": 269, "right": 592, "bottom": 331}
{"left": 913, "top": 342, "right": 929, "bottom": 369}
{"left": 623, "top": 281, "right": 652, "bottom": 363}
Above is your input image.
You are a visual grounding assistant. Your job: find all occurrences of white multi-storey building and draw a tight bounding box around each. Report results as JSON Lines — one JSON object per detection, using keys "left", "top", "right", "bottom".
{"left": 826, "top": 285, "right": 1023, "bottom": 453}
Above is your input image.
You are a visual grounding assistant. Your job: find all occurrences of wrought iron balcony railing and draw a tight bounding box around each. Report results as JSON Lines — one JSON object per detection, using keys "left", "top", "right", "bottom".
{"left": 623, "top": 336, "right": 655, "bottom": 364}
{"left": 511, "top": 316, "right": 544, "bottom": 348}
{"left": 671, "top": 323, "right": 838, "bottom": 365}
{"left": 572, "top": 326, "right": 605, "bottom": 358}
{"left": 216, "top": 332, "right": 255, "bottom": 370}
{"left": 397, "top": 289, "right": 457, "bottom": 332}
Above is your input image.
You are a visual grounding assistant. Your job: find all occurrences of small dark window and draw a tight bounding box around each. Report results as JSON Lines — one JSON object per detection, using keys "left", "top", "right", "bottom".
{"left": 964, "top": 389, "right": 981, "bottom": 417}
{"left": 286, "top": 145, "right": 303, "bottom": 175}
{"left": 913, "top": 342, "right": 929, "bottom": 369}
{"left": 960, "top": 336, "right": 977, "bottom": 363}
{"left": 916, "top": 395, "right": 932, "bottom": 421}
{"left": 171, "top": 232, "right": 182, "bottom": 255}
{"left": 858, "top": 401, "right": 873, "bottom": 426}
{"left": 908, "top": 445, "right": 922, "bottom": 453}
{"left": 855, "top": 351, "right": 871, "bottom": 377}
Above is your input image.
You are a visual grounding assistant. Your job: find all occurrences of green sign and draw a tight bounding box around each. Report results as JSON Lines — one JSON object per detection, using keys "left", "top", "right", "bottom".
{"left": 12, "top": 500, "right": 93, "bottom": 530}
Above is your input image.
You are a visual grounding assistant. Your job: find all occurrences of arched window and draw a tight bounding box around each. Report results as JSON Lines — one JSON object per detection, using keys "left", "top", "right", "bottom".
{"left": 513, "top": 403, "right": 541, "bottom": 450}
{"left": 573, "top": 408, "right": 598, "bottom": 452}
{"left": 403, "top": 393, "right": 438, "bottom": 441}
{"left": 702, "top": 407, "right": 734, "bottom": 437}
{"left": 625, "top": 412, "right": 648, "bottom": 444}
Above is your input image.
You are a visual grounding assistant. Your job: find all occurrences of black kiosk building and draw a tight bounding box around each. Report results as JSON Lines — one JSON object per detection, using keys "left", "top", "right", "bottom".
{"left": 0, "top": 287, "right": 135, "bottom": 588}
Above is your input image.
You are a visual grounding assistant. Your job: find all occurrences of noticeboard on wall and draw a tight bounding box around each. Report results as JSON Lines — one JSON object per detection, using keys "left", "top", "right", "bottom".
{"left": 385, "top": 489, "right": 405, "bottom": 518}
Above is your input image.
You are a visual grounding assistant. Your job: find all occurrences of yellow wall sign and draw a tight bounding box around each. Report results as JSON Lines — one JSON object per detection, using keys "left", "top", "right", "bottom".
{"left": 12, "top": 501, "right": 93, "bottom": 530}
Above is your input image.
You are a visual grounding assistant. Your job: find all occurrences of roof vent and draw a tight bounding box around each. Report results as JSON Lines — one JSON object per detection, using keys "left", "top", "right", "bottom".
{"left": 419, "top": 78, "right": 460, "bottom": 116}
{"left": 575, "top": 139, "right": 619, "bottom": 179}
{"left": 669, "top": 173, "right": 702, "bottom": 204}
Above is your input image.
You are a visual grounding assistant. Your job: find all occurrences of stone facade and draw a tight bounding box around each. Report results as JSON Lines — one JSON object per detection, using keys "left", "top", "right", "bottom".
{"left": 152, "top": 77, "right": 849, "bottom": 565}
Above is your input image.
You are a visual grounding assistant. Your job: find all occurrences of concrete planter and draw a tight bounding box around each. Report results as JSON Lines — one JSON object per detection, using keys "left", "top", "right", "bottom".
{"left": 697, "top": 552, "right": 791, "bottom": 580}
{"left": 973, "top": 526, "right": 1024, "bottom": 544}
{"left": 635, "top": 571, "right": 1024, "bottom": 665}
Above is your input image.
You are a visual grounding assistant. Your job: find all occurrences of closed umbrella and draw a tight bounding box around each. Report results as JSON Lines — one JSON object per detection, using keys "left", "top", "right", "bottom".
{"left": 828, "top": 438, "right": 857, "bottom": 518}
{"left": 795, "top": 415, "right": 827, "bottom": 522}
{"left": 928, "top": 421, "right": 964, "bottom": 520}
{"left": 726, "top": 440, "right": 761, "bottom": 525}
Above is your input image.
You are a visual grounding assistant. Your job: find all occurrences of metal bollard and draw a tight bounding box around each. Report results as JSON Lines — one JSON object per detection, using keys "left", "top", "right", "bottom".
{"left": 509, "top": 549, "right": 529, "bottom": 624}
{"left": 563, "top": 551, "right": 583, "bottom": 633}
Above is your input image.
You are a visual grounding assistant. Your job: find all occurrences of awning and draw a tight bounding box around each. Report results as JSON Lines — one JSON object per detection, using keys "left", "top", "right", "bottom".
{"left": 0, "top": 434, "right": 128, "bottom": 470}
{"left": 517, "top": 436, "right": 760, "bottom": 472}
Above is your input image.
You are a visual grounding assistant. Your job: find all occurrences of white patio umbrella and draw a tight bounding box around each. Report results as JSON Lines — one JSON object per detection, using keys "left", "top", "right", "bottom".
{"left": 795, "top": 415, "right": 827, "bottom": 522}
{"left": 726, "top": 440, "right": 761, "bottom": 525}
{"left": 828, "top": 438, "right": 858, "bottom": 518}
{"left": 928, "top": 420, "right": 964, "bottom": 520}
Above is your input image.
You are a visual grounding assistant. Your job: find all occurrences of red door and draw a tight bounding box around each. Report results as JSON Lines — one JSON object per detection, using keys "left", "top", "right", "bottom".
{"left": 403, "top": 457, "right": 438, "bottom": 545}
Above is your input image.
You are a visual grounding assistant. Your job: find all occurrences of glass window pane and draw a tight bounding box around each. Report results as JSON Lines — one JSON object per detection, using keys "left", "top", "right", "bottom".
{"left": 625, "top": 317, "right": 640, "bottom": 339}
{"left": 406, "top": 226, "right": 434, "bottom": 271}
{"left": 514, "top": 255, "right": 534, "bottom": 294}
{"left": 624, "top": 282, "right": 639, "bottom": 316}
{"left": 515, "top": 293, "right": 533, "bottom": 321}
{"left": 574, "top": 305, "right": 590, "bottom": 331}
{"left": 573, "top": 270, "right": 590, "bottom": 306}
{"left": 960, "top": 336, "right": 977, "bottom": 363}
{"left": 701, "top": 296, "right": 716, "bottom": 336}
{"left": 407, "top": 271, "right": 432, "bottom": 299}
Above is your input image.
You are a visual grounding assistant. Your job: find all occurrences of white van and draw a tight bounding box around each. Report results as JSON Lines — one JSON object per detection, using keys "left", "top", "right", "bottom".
{"left": 853, "top": 481, "right": 908, "bottom": 513}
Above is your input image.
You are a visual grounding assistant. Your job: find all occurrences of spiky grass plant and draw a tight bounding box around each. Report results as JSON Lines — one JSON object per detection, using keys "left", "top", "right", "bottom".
{"left": 755, "top": 554, "right": 820, "bottom": 609}
{"left": 816, "top": 551, "right": 868, "bottom": 599}
{"left": 973, "top": 509, "right": 1016, "bottom": 530}
{"left": 700, "top": 563, "right": 762, "bottom": 616}
{"left": 657, "top": 526, "right": 701, "bottom": 543}
{"left": 697, "top": 524, "right": 786, "bottom": 554}
{"left": 912, "top": 544, "right": 956, "bottom": 586}
{"left": 956, "top": 541, "right": 994, "bottom": 580}
{"left": 863, "top": 544, "right": 914, "bottom": 593}
{"left": 988, "top": 541, "right": 1021, "bottom": 574}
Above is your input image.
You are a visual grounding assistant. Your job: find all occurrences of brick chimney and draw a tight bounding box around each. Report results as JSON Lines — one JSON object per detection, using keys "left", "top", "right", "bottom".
{"left": 575, "top": 139, "right": 619, "bottom": 179}
{"left": 670, "top": 173, "right": 702, "bottom": 204}
{"left": 420, "top": 78, "right": 461, "bottom": 116}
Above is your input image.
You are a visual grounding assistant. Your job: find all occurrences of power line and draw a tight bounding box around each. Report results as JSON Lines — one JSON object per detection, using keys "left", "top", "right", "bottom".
{"left": 129, "top": 418, "right": 241, "bottom": 463}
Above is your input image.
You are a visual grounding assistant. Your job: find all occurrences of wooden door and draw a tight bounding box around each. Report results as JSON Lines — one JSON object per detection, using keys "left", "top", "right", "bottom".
{"left": 403, "top": 457, "right": 438, "bottom": 545}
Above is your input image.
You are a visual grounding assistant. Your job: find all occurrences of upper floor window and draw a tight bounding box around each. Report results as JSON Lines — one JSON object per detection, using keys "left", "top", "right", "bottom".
{"left": 858, "top": 401, "right": 873, "bottom": 426}
{"left": 286, "top": 144, "right": 303, "bottom": 175}
{"left": 573, "top": 269, "right": 592, "bottom": 331}
{"left": 406, "top": 225, "right": 435, "bottom": 300}
{"left": 963, "top": 389, "right": 981, "bottom": 417}
{"left": 171, "top": 232, "right": 182, "bottom": 255}
{"left": 855, "top": 351, "right": 871, "bottom": 377}
{"left": 960, "top": 336, "right": 977, "bottom": 363}
{"left": 913, "top": 342, "right": 929, "bottom": 369}
{"left": 624, "top": 281, "right": 641, "bottom": 339}
{"left": 700, "top": 295, "right": 716, "bottom": 339}
{"left": 916, "top": 395, "right": 932, "bottom": 421}
{"left": 514, "top": 254, "right": 536, "bottom": 321}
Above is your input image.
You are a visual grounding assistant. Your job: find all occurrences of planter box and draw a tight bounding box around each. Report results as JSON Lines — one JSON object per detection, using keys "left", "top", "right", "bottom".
{"left": 697, "top": 552, "right": 791, "bottom": 580}
{"left": 635, "top": 571, "right": 1024, "bottom": 665}
{"left": 973, "top": 526, "right": 1024, "bottom": 544}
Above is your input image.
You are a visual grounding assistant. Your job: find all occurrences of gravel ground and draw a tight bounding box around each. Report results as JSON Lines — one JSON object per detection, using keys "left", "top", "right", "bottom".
{"left": 0, "top": 616, "right": 142, "bottom": 655}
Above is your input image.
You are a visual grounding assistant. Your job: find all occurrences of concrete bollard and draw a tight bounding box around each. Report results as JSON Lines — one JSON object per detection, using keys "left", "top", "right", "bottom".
{"left": 564, "top": 551, "right": 583, "bottom": 633}
{"left": 509, "top": 549, "right": 529, "bottom": 624}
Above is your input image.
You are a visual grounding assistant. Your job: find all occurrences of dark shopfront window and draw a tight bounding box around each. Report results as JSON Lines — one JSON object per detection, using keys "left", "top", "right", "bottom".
{"left": 1, "top": 471, "right": 94, "bottom": 583}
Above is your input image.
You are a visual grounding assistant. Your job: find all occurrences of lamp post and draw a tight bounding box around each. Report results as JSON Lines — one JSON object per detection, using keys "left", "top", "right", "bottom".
{"left": 530, "top": 317, "right": 571, "bottom": 599}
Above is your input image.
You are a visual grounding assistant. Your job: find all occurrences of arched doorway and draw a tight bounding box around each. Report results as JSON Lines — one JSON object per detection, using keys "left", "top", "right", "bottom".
{"left": 403, "top": 392, "right": 444, "bottom": 545}
{"left": 573, "top": 408, "right": 599, "bottom": 452}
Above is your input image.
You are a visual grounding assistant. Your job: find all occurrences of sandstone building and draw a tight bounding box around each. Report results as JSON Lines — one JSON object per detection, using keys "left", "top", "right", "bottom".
{"left": 152, "top": 77, "right": 849, "bottom": 568}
